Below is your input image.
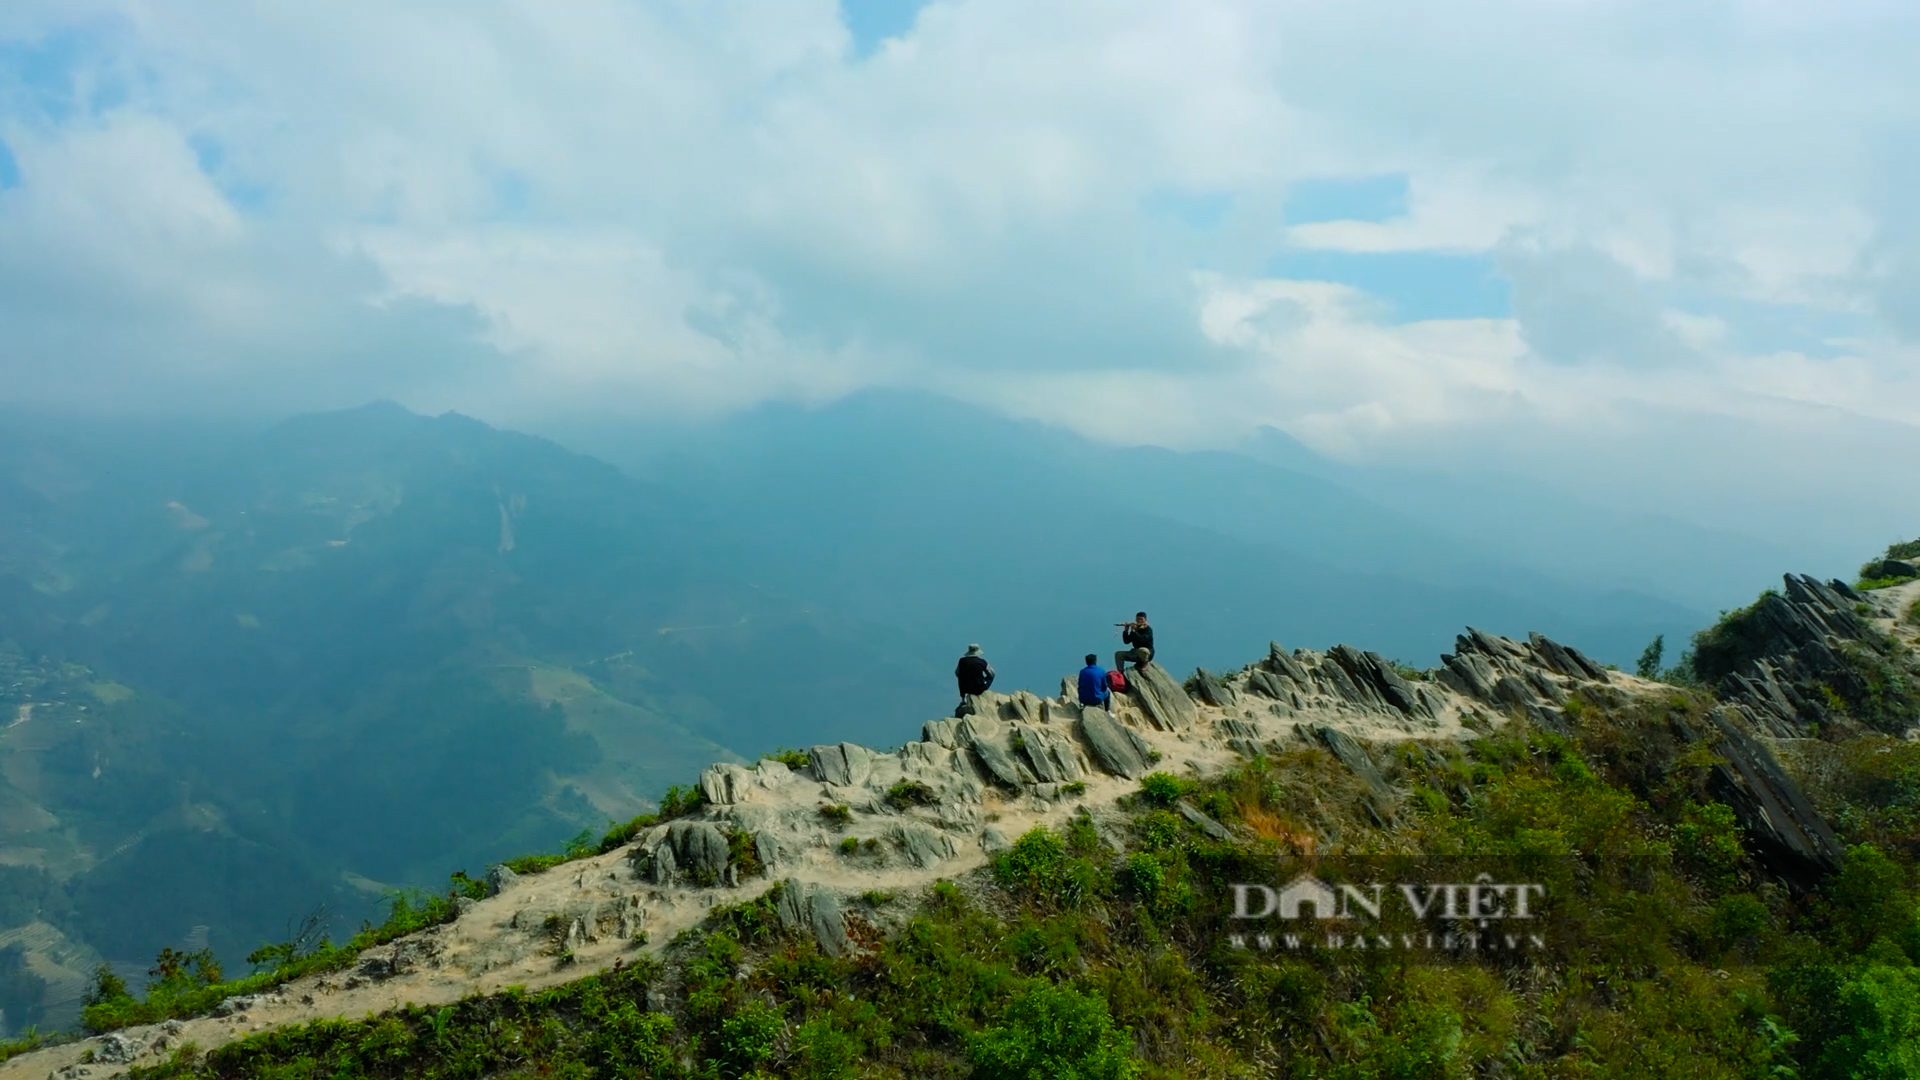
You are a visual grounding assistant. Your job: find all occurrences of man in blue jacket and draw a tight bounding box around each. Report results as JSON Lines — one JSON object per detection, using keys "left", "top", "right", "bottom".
{"left": 1077, "top": 653, "right": 1111, "bottom": 710}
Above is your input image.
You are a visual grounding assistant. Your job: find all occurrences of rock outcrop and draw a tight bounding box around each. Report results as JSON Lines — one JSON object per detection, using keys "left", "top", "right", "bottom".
{"left": 808, "top": 743, "right": 877, "bottom": 787}
{"left": 1683, "top": 711, "right": 1843, "bottom": 893}
{"left": 773, "top": 879, "right": 849, "bottom": 956}
{"left": 1699, "top": 574, "right": 1920, "bottom": 737}
{"left": 1127, "top": 662, "right": 1198, "bottom": 730}
{"left": 1433, "top": 627, "right": 1614, "bottom": 731}
{"left": 1077, "top": 708, "right": 1154, "bottom": 778}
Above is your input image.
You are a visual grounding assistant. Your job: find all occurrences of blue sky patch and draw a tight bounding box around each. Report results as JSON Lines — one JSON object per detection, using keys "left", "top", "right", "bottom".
{"left": 0, "top": 28, "right": 129, "bottom": 125}
{"left": 1666, "top": 285, "right": 1878, "bottom": 359}
{"left": 490, "top": 169, "right": 532, "bottom": 219}
{"left": 1283, "top": 174, "right": 1409, "bottom": 225}
{"left": 1266, "top": 248, "right": 1512, "bottom": 322}
{"left": 1141, "top": 189, "right": 1232, "bottom": 230}
{"left": 0, "top": 139, "right": 18, "bottom": 189}
{"left": 841, "top": 0, "right": 932, "bottom": 59}
{"left": 187, "top": 132, "right": 271, "bottom": 211}
{"left": 189, "top": 132, "right": 224, "bottom": 174}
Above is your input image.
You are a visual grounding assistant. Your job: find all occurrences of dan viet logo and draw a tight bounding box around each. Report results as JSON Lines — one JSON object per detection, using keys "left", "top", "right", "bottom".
{"left": 1224, "top": 872, "right": 1548, "bottom": 954}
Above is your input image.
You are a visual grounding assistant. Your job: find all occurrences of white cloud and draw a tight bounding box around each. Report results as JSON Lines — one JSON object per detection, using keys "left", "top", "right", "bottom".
{"left": 1, "top": 0, "right": 1918, "bottom": 542}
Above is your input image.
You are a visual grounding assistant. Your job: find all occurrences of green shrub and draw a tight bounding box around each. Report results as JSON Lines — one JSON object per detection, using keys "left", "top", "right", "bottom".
{"left": 1812, "top": 965, "right": 1920, "bottom": 1080}
{"left": 885, "top": 779, "right": 937, "bottom": 810}
{"left": 726, "top": 828, "right": 764, "bottom": 880}
{"left": 657, "top": 783, "right": 707, "bottom": 820}
{"left": 1137, "top": 772, "right": 1188, "bottom": 807}
{"left": 0, "top": 1028, "right": 48, "bottom": 1066}
{"left": 839, "top": 837, "right": 860, "bottom": 855}
{"left": 717, "top": 1000, "right": 784, "bottom": 1074}
{"left": 969, "top": 983, "right": 1139, "bottom": 1080}
{"left": 1674, "top": 801, "right": 1746, "bottom": 890}
{"left": 1826, "top": 844, "right": 1920, "bottom": 959}
{"left": 793, "top": 1016, "right": 861, "bottom": 1080}
{"left": 994, "top": 827, "right": 1067, "bottom": 894}
{"left": 1690, "top": 593, "right": 1780, "bottom": 684}
{"left": 1637, "top": 634, "right": 1665, "bottom": 679}
{"left": 1062, "top": 780, "right": 1087, "bottom": 797}
{"left": 596, "top": 812, "right": 659, "bottom": 853}
{"left": 82, "top": 872, "right": 485, "bottom": 1033}
{"left": 1117, "top": 852, "right": 1164, "bottom": 900}
{"left": 818, "top": 803, "right": 852, "bottom": 827}
{"left": 1703, "top": 893, "right": 1773, "bottom": 959}
{"left": 765, "top": 746, "right": 812, "bottom": 770}
{"left": 125, "top": 961, "right": 671, "bottom": 1080}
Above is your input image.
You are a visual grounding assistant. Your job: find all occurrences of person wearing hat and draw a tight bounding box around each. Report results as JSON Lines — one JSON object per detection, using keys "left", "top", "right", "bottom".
{"left": 954, "top": 644, "right": 995, "bottom": 717}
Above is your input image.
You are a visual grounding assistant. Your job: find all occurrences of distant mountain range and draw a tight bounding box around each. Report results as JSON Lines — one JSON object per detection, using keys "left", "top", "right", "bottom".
{"left": 0, "top": 392, "right": 1801, "bottom": 1029}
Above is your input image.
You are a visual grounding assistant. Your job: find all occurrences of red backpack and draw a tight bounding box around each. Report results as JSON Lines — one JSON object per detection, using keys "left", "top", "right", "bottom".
{"left": 1106, "top": 668, "right": 1128, "bottom": 694}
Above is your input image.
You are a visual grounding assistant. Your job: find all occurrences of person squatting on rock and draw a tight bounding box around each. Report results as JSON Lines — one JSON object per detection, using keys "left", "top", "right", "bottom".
{"left": 954, "top": 643, "right": 995, "bottom": 717}
{"left": 1077, "top": 653, "right": 1112, "bottom": 710}
{"left": 1115, "top": 612, "right": 1154, "bottom": 674}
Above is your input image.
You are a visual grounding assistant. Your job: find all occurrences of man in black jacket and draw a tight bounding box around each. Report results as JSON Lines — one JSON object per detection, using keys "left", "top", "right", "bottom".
{"left": 1114, "top": 612, "right": 1154, "bottom": 674}
{"left": 954, "top": 644, "right": 994, "bottom": 717}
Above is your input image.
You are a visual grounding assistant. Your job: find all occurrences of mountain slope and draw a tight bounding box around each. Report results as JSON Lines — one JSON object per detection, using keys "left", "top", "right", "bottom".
{"left": 0, "top": 406, "right": 943, "bottom": 997}
{"left": 6, "top": 566, "right": 1916, "bottom": 1079}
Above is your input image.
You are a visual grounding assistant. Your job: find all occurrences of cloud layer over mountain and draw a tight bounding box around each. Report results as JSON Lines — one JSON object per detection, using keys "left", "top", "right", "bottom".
{"left": 3, "top": 1, "right": 1918, "bottom": 549}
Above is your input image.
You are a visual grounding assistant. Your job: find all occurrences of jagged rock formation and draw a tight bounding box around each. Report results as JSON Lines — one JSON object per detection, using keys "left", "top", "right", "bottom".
{"left": 1128, "top": 663, "right": 1198, "bottom": 730}
{"left": 1695, "top": 575, "right": 1920, "bottom": 737}
{"left": 1432, "top": 628, "right": 1613, "bottom": 732}
{"left": 1682, "top": 711, "right": 1844, "bottom": 892}
{"left": 1077, "top": 708, "right": 1154, "bottom": 778}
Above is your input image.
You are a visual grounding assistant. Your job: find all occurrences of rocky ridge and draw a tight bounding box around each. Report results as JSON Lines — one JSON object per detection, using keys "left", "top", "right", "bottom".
{"left": 1698, "top": 574, "right": 1920, "bottom": 738}
{"left": 11, "top": 612, "right": 1909, "bottom": 1080}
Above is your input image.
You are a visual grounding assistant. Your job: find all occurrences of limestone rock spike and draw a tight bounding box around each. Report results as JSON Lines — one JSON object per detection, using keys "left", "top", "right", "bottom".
{"left": 1076, "top": 708, "right": 1154, "bottom": 778}
{"left": 1188, "top": 668, "right": 1238, "bottom": 708}
{"left": 1127, "top": 662, "right": 1198, "bottom": 730}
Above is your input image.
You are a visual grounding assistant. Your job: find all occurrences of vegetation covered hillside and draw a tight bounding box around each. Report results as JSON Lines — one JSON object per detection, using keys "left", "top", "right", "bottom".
{"left": 4, "top": 567, "right": 1912, "bottom": 1080}
{"left": 113, "top": 699, "right": 1920, "bottom": 1078}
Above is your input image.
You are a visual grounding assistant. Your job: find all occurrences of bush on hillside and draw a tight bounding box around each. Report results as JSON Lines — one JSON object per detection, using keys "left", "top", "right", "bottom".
{"left": 969, "top": 983, "right": 1139, "bottom": 1080}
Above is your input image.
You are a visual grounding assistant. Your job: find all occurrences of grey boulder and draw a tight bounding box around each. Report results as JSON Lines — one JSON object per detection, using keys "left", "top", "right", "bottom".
{"left": 809, "top": 742, "right": 875, "bottom": 787}
{"left": 666, "top": 821, "right": 731, "bottom": 883}
{"left": 1076, "top": 709, "right": 1154, "bottom": 778}
{"left": 774, "top": 879, "right": 851, "bottom": 956}
{"left": 1128, "top": 663, "right": 1198, "bottom": 730}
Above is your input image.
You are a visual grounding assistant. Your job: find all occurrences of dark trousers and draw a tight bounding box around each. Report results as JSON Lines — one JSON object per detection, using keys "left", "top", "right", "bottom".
{"left": 1115, "top": 647, "right": 1151, "bottom": 672}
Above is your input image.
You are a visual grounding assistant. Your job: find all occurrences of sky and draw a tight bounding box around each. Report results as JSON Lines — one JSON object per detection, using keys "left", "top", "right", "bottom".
{"left": 2, "top": 1, "right": 1919, "bottom": 553}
